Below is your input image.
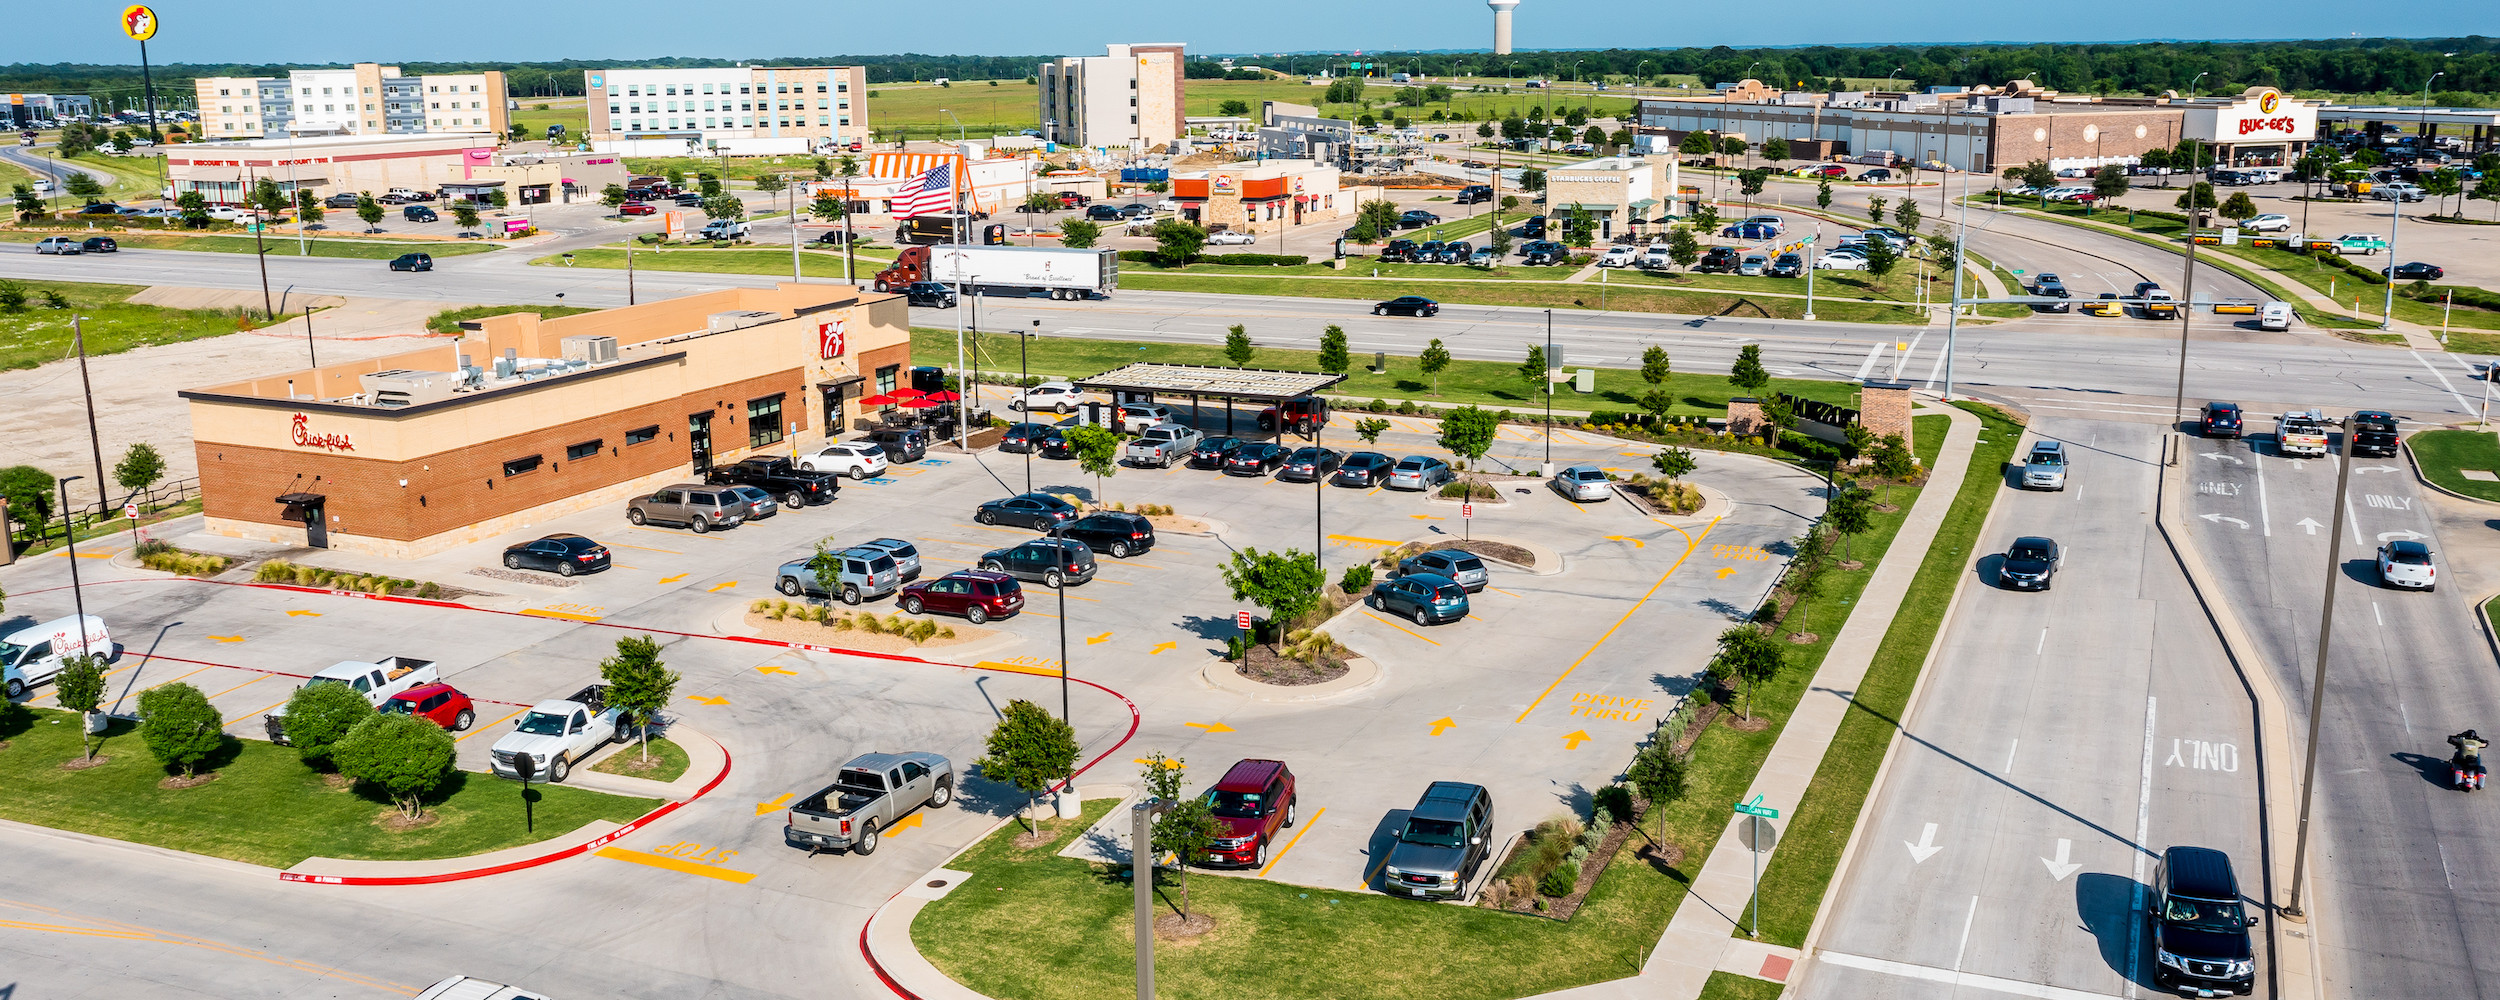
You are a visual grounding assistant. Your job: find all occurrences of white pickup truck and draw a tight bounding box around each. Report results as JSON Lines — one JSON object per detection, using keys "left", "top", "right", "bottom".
{"left": 264, "top": 655, "right": 439, "bottom": 745}
{"left": 1122, "top": 422, "right": 1202, "bottom": 468}
{"left": 489, "top": 685, "right": 627, "bottom": 783}
{"left": 2276, "top": 409, "right": 2329, "bottom": 458}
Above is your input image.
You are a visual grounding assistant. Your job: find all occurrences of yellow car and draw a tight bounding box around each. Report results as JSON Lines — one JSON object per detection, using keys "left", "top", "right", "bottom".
{"left": 2081, "top": 294, "right": 2124, "bottom": 317}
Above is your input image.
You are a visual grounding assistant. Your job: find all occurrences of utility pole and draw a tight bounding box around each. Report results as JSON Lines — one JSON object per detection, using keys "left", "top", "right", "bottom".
{"left": 2285, "top": 413, "right": 2358, "bottom": 919}
{"left": 70, "top": 319, "right": 108, "bottom": 516}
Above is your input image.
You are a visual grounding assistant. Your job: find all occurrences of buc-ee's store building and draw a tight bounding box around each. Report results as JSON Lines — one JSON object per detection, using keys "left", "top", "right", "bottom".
{"left": 181, "top": 284, "right": 910, "bottom": 559}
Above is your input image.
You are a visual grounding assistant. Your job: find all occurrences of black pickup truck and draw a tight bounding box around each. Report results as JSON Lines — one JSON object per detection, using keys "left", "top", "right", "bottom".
{"left": 705, "top": 456, "right": 841, "bottom": 507}
{"left": 2350, "top": 409, "right": 2401, "bottom": 458}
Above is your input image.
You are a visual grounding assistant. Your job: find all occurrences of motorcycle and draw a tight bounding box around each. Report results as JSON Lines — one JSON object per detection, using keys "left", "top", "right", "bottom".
{"left": 2453, "top": 754, "right": 2487, "bottom": 792}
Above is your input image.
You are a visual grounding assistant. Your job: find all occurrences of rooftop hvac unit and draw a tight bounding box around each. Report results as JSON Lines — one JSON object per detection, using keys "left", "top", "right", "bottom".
{"left": 360, "top": 369, "right": 462, "bottom": 408}
{"left": 706, "top": 310, "right": 780, "bottom": 333}
{"left": 560, "top": 335, "right": 620, "bottom": 364}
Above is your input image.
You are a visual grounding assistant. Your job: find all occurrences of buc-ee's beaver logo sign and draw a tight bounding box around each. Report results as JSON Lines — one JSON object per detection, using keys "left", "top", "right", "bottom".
{"left": 120, "top": 4, "right": 158, "bottom": 41}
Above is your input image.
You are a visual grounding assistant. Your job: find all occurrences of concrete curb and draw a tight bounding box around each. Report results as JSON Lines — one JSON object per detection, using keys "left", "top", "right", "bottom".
{"left": 2154, "top": 435, "right": 2328, "bottom": 1000}
{"left": 2480, "top": 593, "right": 2500, "bottom": 672}
{"left": 1793, "top": 403, "right": 2002, "bottom": 983}
{"left": 0, "top": 815, "right": 281, "bottom": 882}
{"left": 2401, "top": 437, "right": 2497, "bottom": 507}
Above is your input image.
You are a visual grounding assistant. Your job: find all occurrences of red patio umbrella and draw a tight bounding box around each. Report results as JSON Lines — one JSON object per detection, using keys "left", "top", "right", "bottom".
{"left": 859, "top": 393, "right": 899, "bottom": 406}
{"left": 887, "top": 387, "right": 928, "bottom": 399}
{"left": 901, "top": 397, "right": 946, "bottom": 409}
{"left": 920, "top": 390, "right": 961, "bottom": 403}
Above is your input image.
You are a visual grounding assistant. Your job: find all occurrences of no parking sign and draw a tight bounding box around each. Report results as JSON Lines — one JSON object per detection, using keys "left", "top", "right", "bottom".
{"left": 1235, "top": 610, "right": 1252, "bottom": 630}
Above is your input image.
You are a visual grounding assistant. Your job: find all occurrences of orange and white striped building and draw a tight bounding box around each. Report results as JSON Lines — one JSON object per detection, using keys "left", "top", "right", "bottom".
{"left": 810, "top": 150, "right": 1046, "bottom": 217}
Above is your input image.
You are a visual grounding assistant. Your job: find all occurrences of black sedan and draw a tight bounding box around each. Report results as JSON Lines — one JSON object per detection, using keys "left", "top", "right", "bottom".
{"left": 999, "top": 422, "right": 1054, "bottom": 454}
{"left": 1333, "top": 451, "right": 1396, "bottom": 487}
{"left": 1399, "top": 209, "right": 1440, "bottom": 228}
{"left": 1224, "top": 441, "right": 1287, "bottom": 477}
{"left": 1374, "top": 295, "right": 1440, "bottom": 317}
{"left": 1189, "top": 436, "right": 1244, "bottom": 469}
{"left": 2388, "top": 261, "right": 2445, "bottom": 281}
{"left": 1276, "top": 447, "right": 1345, "bottom": 483}
{"left": 502, "top": 533, "right": 611, "bottom": 577}
{"left": 975, "top": 492, "right": 1080, "bottom": 530}
{"left": 1998, "top": 536, "right": 2063, "bottom": 591}
{"left": 80, "top": 237, "right": 117, "bottom": 253}
{"left": 1036, "top": 428, "right": 1077, "bottom": 460}
{"left": 1055, "top": 511, "right": 1156, "bottom": 558}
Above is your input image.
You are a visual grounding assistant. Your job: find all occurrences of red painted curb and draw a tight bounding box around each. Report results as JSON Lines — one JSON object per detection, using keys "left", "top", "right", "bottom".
{"left": 859, "top": 903, "right": 924, "bottom": 1000}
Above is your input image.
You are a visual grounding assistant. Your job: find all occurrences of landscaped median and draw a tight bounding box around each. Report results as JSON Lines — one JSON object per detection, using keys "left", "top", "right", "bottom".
{"left": 2405, "top": 428, "right": 2500, "bottom": 503}
{"left": 902, "top": 414, "right": 1965, "bottom": 1000}
{"left": 0, "top": 705, "right": 658, "bottom": 870}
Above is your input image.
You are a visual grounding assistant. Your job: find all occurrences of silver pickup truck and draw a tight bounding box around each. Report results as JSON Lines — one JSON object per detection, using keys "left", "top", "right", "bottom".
{"left": 1122, "top": 422, "right": 1202, "bottom": 469}
{"left": 782, "top": 751, "right": 955, "bottom": 856}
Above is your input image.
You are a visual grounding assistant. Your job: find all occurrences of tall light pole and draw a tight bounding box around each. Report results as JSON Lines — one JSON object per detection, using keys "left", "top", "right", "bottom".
{"left": 57, "top": 475, "right": 88, "bottom": 626}
{"left": 2385, "top": 71, "right": 2442, "bottom": 330}
{"left": 68, "top": 318, "right": 108, "bottom": 515}
{"left": 789, "top": 182, "right": 803, "bottom": 283}
{"left": 2285, "top": 412, "right": 2358, "bottom": 918}
{"left": 1023, "top": 320, "right": 1037, "bottom": 495}
{"left": 2169, "top": 74, "right": 2210, "bottom": 433}
{"left": 1802, "top": 222, "right": 1820, "bottom": 321}
{"left": 1542, "top": 309, "right": 1555, "bottom": 475}
{"left": 1942, "top": 166, "right": 1973, "bottom": 399}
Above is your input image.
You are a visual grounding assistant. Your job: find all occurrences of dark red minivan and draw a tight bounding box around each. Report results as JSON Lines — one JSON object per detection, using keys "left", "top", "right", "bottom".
{"left": 1198, "top": 759, "right": 1298, "bottom": 869}
{"left": 898, "top": 570, "right": 1025, "bottom": 624}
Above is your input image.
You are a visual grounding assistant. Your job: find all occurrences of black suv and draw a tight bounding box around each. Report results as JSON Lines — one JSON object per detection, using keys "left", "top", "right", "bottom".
{"left": 1084, "top": 204, "right": 1126, "bottom": 221}
{"left": 904, "top": 281, "right": 958, "bottom": 308}
{"left": 1454, "top": 185, "right": 1492, "bottom": 205}
{"left": 1055, "top": 511, "right": 1155, "bottom": 558}
{"left": 1519, "top": 240, "right": 1565, "bottom": 266}
{"left": 980, "top": 537, "right": 1097, "bottom": 586}
{"left": 866, "top": 427, "right": 931, "bottom": 463}
{"left": 1695, "top": 247, "right": 1742, "bottom": 273}
{"left": 388, "top": 253, "right": 434, "bottom": 272}
{"left": 2151, "top": 846, "right": 2257, "bottom": 996}
{"left": 2350, "top": 409, "right": 2400, "bottom": 457}
{"left": 1399, "top": 209, "right": 1440, "bottom": 228}
{"left": 2199, "top": 401, "right": 2243, "bottom": 439}
{"left": 1189, "top": 436, "right": 1244, "bottom": 469}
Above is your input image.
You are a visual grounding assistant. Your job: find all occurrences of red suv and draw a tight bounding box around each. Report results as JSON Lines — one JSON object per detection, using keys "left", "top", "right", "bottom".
{"left": 1257, "top": 396, "right": 1331, "bottom": 434}
{"left": 383, "top": 683, "right": 477, "bottom": 732}
{"left": 1198, "top": 759, "right": 1298, "bottom": 868}
{"left": 899, "top": 570, "right": 1025, "bottom": 624}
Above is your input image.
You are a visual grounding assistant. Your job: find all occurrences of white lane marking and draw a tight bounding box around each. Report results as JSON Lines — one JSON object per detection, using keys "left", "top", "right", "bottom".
{"left": 2253, "top": 453, "right": 2272, "bottom": 537}
{"left": 1906, "top": 822, "right": 1943, "bottom": 863}
{"left": 2343, "top": 485, "right": 2367, "bottom": 547}
{"left": 2412, "top": 351, "right": 2478, "bottom": 415}
{"left": 1854, "top": 340, "right": 1887, "bottom": 381}
{"left": 1953, "top": 895, "right": 1980, "bottom": 971}
{"left": 1816, "top": 951, "right": 2128, "bottom": 1000}
{"left": 2005, "top": 739, "right": 2020, "bottom": 774}
{"left": 2374, "top": 602, "right": 2384, "bottom": 627}
{"left": 2036, "top": 628, "right": 2048, "bottom": 655}
{"left": 1921, "top": 330, "right": 1950, "bottom": 388}
{"left": 2129, "top": 695, "right": 2156, "bottom": 1000}
{"left": 2400, "top": 699, "right": 2414, "bottom": 737}
{"left": 2042, "top": 838, "right": 2083, "bottom": 881}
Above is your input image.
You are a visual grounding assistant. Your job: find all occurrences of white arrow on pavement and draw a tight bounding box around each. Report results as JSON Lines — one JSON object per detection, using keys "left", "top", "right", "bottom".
{"left": 2199, "top": 453, "right": 2247, "bottom": 465}
{"left": 2378, "top": 530, "right": 2427, "bottom": 542}
{"left": 2296, "top": 517, "right": 2323, "bottom": 536}
{"left": 2353, "top": 466, "right": 2401, "bottom": 474}
{"left": 1905, "top": 822, "right": 1942, "bottom": 864}
{"left": 2198, "top": 513, "right": 2252, "bottom": 529}
{"left": 2041, "top": 838, "right": 2082, "bottom": 881}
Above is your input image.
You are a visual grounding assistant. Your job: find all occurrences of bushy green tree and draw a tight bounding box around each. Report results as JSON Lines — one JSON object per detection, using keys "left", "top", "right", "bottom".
{"left": 333, "top": 712, "right": 457, "bottom": 818}
{"left": 2218, "top": 191, "right": 2258, "bottom": 224}
{"left": 2174, "top": 181, "right": 2217, "bottom": 220}
{"left": 815, "top": 192, "right": 850, "bottom": 221}
{"left": 280, "top": 681, "right": 373, "bottom": 765}
{"left": 1652, "top": 446, "right": 1697, "bottom": 483}
{"left": 1761, "top": 137, "right": 1790, "bottom": 165}
{"left": 1437, "top": 406, "right": 1499, "bottom": 470}
{"left": 1221, "top": 548, "right": 1326, "bottom": 652}
{"left": 1064, "top": 425, "right": 1121, "bottom": 504}
{"left": 1638, "top": 345, "right": 1674, "bottom": 421}
{"left": 1140, "top": 752, "right": 1222, "bottom": 915}
{"left": 2092, "top": 165, "right": 2131, "bottom": 207}
{"left": 65, "top": 172, "right": 105, "bottom": 200}
{"left": 1518, "top": 342, "right": 1549, "bottom": 398}
{"left": 1149, "top": 218, "right": 1206, "bottom": 266}
{"left": 1058, "top": 218, "right": 1100, "bottom": 248}
{"left": 54, "top": 654, "right": 107, "bottom": 761}
{"left": 176, "top": 190, "right": 211, "bottom": 228}
{"left": 1418, "top": 338, "right": 1451, "bottom": 395}
{"left": 452, "top": 203, "right": 481, "bottom": 229}
{"left": 1624, "top": 737, "right": 1688, "bottom": 833}
{"left": 355, "top": 193, "right": 384, "bottom": 230}
{"left": 1352, "top": 198, "right": 1401, "bottom": 241}
{"left": 1863, "top": 237, "right": 1901, "bottom": 278}
{"left": 754, "top": 173, "right": 787, "bottom": 194}
{"left": 138, "top": 683, "right": 224, "bottom": 777}
{"left": 1355, "top": 418, "right": 1391, "bottom": 444}
{"left": 1866, "top": 195, "right": 1888, "bottom": 225}
{"left": 601, "top": 183, "right": 628, "bottom": 209}
{"left": 1711, "top": 625, "right": 1785, "bottom": 720}
{"left": 112, "top": 443, "right": 165, "bottom": 500}
{"left": 1666, "top": 226, "right": 1701, "bottom": 270}
{"left": 1728, "top": 344, "right": 1769, "bottom": 394}
{"left": 1826, "top": 479, "right": 1875, "bottom": 561}
{"left": 600, "top": 634, "right": 680, "bottom": 762}
{"left": 0, "top": 465, "right": 59, "bottom": 542}
{"left": 1678, "top": 132, "right": 1715, "bottom": 157}
{"left": 1223, "top": 324, "right": 1255, "bottom": 366}
{"left": 702, "top": 193, "right": 746, "bottom": 222}
{"left": 974, "top": 698, "right": 1080, "bottom": 832}
{"left": 13, "top": 183, "right": 43, "bottom": 219}
{"left": 293, "top": 189, "right": 324, "bottom": 227}
{"left": 1893, "top": 198, "right": 1922, "bottom": 234}
{"left": 1816, "top": 177, "right": 1832, "bottom": 210}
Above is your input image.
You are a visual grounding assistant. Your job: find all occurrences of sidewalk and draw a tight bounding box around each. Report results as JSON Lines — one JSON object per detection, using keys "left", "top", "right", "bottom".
{"left": 1528, "top": 399, "right": 1981, "bottom": 999}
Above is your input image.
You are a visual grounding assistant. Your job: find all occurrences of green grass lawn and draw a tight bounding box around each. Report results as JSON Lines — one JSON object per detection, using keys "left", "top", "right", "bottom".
{"left": 921, "top": 326, "right": 1865, "bottom": 417}
{"left": 1745, "top": 403, "right": 2023, "bottom": 947}
{"left": 0, "top": 706, "right": 658, "bottom": 869}
{"left": 910, "top": 415, "right": 1952, "bottom": 1000}
{"left": 2403, "top": 429, "right": 2500, "bottom": 503}
{"left": 1697, "top": 973, "right": 1788, "bottom": 1000}
{"left": 592, "top": 737, "right": 689, "bottom": 782}
{"left": 0, "top": 280, "right": 296, "bottom": 372}
{"left": 0, "top": 229, "right": 500, "bottom": 259}
{"left": 507, "top": 97, "right": 591, "bottom": 143}
{"left": 25, "top": 151, "right": 169, "bottom": 208}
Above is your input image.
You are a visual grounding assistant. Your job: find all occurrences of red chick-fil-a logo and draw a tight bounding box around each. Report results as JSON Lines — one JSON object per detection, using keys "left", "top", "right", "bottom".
{"left": 291, "top": 413, "right": 353, "bottom": 451}
{"left": 2237, "top": 117, "right": 2298, "bottom": 136}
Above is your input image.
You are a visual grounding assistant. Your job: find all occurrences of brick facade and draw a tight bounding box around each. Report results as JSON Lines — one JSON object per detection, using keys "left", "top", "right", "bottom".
{"left": 1860, "top": 381, "right": 1915, "bottom": 464}
{"left": 1726, "top": 398, "right": 1766, "bottom": 439}
{"left": 1984, "top": 108, "right": 2186, "bottom": 173}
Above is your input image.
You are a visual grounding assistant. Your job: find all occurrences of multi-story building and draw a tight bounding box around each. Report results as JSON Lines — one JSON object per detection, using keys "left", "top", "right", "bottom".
{"left": 1545, "top": 155, "right": 1679, "bottom": 240}
{"left": 192, "top": 63, "right": 507, "bottom": 139}
{"left": 1037, "top": 43, "right": 1185, "bottom": 150}
{"left": 584, "top": 66, "right": 869, "bottom": 153}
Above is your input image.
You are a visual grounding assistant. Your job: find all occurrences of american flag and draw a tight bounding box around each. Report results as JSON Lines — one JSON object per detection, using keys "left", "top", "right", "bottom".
{"left": 891, "top": 163, "right": 954, "bottom": 218}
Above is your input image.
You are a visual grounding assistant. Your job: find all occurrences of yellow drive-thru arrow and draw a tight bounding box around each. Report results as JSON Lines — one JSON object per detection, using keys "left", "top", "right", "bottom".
{"left": 658, "top": 573, "right": 688, "bottom": 584}
{"left": 1604, "top": 536, "right": 1645, "bottom": 549}
{"left": 1429, "top": 717, "right": 1456, "bottom": 736}
{"left": 1183, "top": 722, "right": 1235, "bottom": 734}
{"left": 1716, "top": 567, "right": 1736, "bottom": 579}
{"left": 1086, "top": 632, "right": 1113, "bottom": 645}
{"left": 756, "top": 793, "right": 794, "bottom": 816}
{"left": 688, "top": 695, "right": 730, "bottom": 706}
{"left": 707, "top": 581, "right": 739, "bottom": 593}
{"left": 207, "top": 635, "right": 245, "bottom": 643}
{"left": 285, "top": 610, "right": 323, "bottom": 617}
{"left": 756, "top": 665, "right": 797, "bottom": 675}
{"left": 886, "top": 814, "right": 924, "bottom": 835}
{"left": 1562, "top": 730, "right": 1592, "bottom": 749}
{"left": 1149, "top": 641, "right": 1176, "bottom": 654}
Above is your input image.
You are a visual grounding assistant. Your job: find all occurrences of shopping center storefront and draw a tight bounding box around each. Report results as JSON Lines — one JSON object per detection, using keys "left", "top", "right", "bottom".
{"left": 181, "top": 283, "right": 909, "bottom": 558}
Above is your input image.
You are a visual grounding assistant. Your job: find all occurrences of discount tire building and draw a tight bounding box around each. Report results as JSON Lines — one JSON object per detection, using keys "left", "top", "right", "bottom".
{"left": 181, "top": 283, "right": 908, "bottom": 558}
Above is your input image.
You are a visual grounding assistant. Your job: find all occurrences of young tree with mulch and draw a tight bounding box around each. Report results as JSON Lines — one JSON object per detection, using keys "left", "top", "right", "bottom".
{"left": 1624, "top": 737, "right": 1688, "bottom": 841}
{"left": 1418, "top": 339, "right": 1451, "bottom": 396}
{"left": 1064, "top": 425, "right": 1121, "bottom": 504}
{"left": 1728, "top": 345, "right": 1769, "bottom": 396}
{"left": 1221, "top": 548, "right": 1325, "bottom": 653}
{"left": 1140, "top": 753, "right": 1221, "bottom": 919}
{"left": 1652, "top": 446, "right": 1696, "bottom": 484}
{"left": 1639, "top": 345, "right": 1673, "bottom": 422}
{"left": 53, "top": 654, "right": 106, "bottom": 761}
{"left": 138, "top": 683, "right": 225, "bottom": 778}
{"left": 1223, "top": 324, "right": 1255, "bottom": 367}
{"left": 1827, "top": 480, "right": 1876, "bottom": 562}
{"left": 1711, "top": 625, "right": 1786, "bottom": 721}
{"left": 1317, "top": 325, "right": 1351, "bottom": 375}
{"left": 280, "top": 681, "right": 373, "bottom": 766}
{"left": 333, "top": 712, "right": 457, "bottom": 820}
{"left": 601, "top": 634, "right": 681, "bottom": 763}
{"left": 975, "top": 699, "right": 1080, "bottom": 833}
{"left": 1354, "top": 418, "right": 1390, "bottom": 444}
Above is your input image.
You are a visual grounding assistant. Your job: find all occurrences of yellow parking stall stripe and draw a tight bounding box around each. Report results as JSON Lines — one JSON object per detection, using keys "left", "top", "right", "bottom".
{"left": 1488, "top": 587, "right": 1524, "bottom": 599}
{"left": 594, "top": 846, "right": 757, "bottom": 884}
{"left": 1554, "top": 429, "right": 1593, "bottom": 446}
{"left": 459, "top": 707, "right": 530, "bottom": 742}
{"left": 204, "top": 674, "right": 276, "bottom": 700}
{"left": 974, "top": 660, "right": 1068, "bottom": 679}
{"left": 922, "top": 556, "right": 977, "bottom": 565}
{"left": 1362, "top": 610, "right": 1442, "bottom": 646}
{"left": 610, "top": 542, "right": 682, "bottom": 554}
{"left": 1515, "top": 516, "right": 1719, "bottom": 723}
{"left": 1258, "top": 806, "right": 1326, "bottom": 877}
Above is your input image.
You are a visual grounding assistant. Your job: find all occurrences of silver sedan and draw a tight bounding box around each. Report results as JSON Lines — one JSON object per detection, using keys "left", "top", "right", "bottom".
{"left": 1552, "top": 465, "right": 1613, "bottom": 502}
{"left": 1385, "top": 455, "right": 1455, "bottom": 491}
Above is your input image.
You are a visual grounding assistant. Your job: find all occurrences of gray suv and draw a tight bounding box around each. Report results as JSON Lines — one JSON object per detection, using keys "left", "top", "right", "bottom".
{"left": 1398, "top": 549, "right": 1489, "bottom": 593}
{"left": 1381, "top": 781, "right": 1494, "bottom": 900}
{"left": 626, "top": 484, "right": 746, "bottom": 533}
{"left": 776, "top": 547, "right": 903, "bottom": 605}
{"left": 2021, "top": 440, "right": 2068, "bottom": 491}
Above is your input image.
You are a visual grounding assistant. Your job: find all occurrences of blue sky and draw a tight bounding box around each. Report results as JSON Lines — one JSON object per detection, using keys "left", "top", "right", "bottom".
{"left": 19, "top": 0, "right": 2488, "bottom": 64}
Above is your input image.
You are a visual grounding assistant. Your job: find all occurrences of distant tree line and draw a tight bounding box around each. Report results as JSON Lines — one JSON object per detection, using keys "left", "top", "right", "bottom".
{"left": 0, "top": 53, "right": 1061, "bottom": 99}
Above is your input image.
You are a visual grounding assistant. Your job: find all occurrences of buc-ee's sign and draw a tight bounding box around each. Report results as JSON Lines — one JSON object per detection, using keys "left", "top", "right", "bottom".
{"left": 290, "top": 413, "right": 353, "bottom": 451}
{"left": 2183, "top": 89, "right": 2316, "bottom": 143}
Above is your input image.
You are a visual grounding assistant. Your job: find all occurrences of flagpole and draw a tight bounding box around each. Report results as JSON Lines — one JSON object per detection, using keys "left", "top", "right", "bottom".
{"left": 954, "top": 156, "right": 969, "bottom": 452}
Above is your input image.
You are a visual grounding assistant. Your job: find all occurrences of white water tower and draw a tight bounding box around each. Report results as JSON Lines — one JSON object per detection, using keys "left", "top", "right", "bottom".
{"left": 1488, "top": 0, "right": 1519, "bottom": 55}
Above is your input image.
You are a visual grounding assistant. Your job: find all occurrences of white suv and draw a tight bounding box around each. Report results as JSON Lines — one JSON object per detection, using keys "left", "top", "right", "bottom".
{"left": 1009, "top": 381, "right": 1084, "bottom": 413}
{"left": 799, "top": 441, "right": 889, "bottom": 480}
{"left": 2242, "top": 214, "right": 2292, "bottom": 233}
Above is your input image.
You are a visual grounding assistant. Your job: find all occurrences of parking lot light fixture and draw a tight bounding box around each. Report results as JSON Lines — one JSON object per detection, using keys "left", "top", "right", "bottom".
{"left": 1024, "top": 320, "right": 1037, "bottom": 494}
{"left": 1543, "top": 309, "right": 1554, "bottom": 476}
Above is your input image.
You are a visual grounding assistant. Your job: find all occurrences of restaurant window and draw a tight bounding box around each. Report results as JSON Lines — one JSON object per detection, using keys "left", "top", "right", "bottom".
{"left": 875, "top": 364, "right": 899, "bottom": 397}
{"left": 747, "top": 394, "right": 786, "bottom": 448}
{"left": 503, "top": 454, "right": 543, "bottom": 477}
{"left": 566, "top": 440, "right": 603, "bottom": 461}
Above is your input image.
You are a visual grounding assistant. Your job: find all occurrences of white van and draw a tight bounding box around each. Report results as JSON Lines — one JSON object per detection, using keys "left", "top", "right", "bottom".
{"left": 2259, "top": 301, "right": 2294, "bottom": 332}
{"left": 2, "top": 615, "right": 113, "bottom": 698}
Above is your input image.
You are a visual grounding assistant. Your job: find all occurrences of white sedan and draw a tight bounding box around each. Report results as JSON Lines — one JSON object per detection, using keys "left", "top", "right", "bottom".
{"left": 799, "top": 441, "right": 889, "bottom": 480}
{"left": 1205, "top": 230, "right": 1256, "bottom": 246}
{"left": 1814, "top": 254, "right": 1870, "bottom": 271}
{"left": 1596, "top": 246, "right": 1637, "bottom": 267}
